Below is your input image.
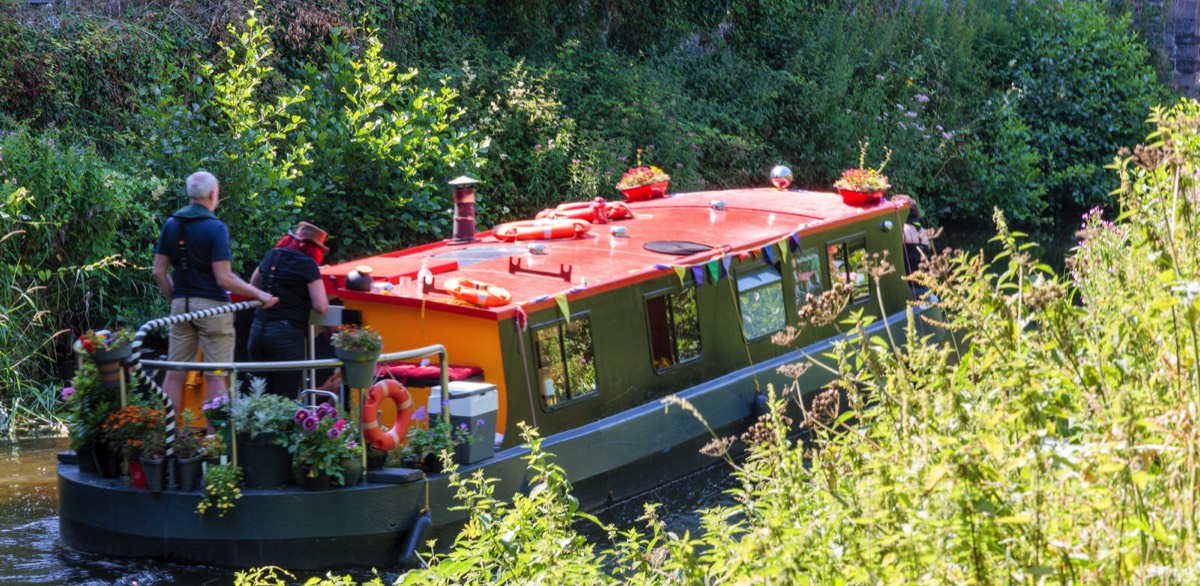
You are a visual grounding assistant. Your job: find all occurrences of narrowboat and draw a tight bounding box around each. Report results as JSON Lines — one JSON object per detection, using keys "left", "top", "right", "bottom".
{"left": 58, "top": 180, "right": 940, "bottom": 570}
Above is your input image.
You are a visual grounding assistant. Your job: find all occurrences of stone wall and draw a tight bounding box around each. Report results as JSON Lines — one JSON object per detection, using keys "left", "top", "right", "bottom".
{"left": 1163, "top": 0, "right": 1200, "bottom": 95}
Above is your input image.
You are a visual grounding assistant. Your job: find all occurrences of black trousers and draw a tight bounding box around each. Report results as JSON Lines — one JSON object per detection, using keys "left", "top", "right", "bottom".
{"left": 247, "top": 319, "right": 306, "bottom": 399}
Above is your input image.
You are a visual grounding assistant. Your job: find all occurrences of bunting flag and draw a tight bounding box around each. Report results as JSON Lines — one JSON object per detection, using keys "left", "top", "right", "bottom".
{"left": 790, "top": 232, "right": 801, "bottom": 250}
{"left": 706, "top": 260, "right": 720, "bottom": 283}
{"left": 691, "top": 265, "right": 705, "bottom": 286}
{"left": 555, "top": 295, "right": 570, "bottom": 321}
{"left": 779, "top": 238, "right": 790, "bottom": 263}
{"left": 655, "top": 263, "right": 672, "bottom": 270}
{"left": 673, "top": 266, "right": 687, "bottom": 285}
{"left": 763, "top": 244, "right": 775, "bottom": 264}
{"left": 721, "top": 255, "right": 732, "bottom": 274}
{"left": 737, "top": 251, "right": 750, "bottom": 260}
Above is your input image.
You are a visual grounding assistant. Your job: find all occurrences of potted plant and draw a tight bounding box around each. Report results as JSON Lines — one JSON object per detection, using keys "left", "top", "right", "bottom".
{"left": 138, "top": 421, "right": 168, "bottom": 493}
{"left": 615, "top": 148, "right": 671, "bottom": 202}
{"left": 330, "top": 325, "right": 384, "bottom": 389}
{"left": 201, "top": 394, "right": 233, "bottom": 451}
{"left": 832, "top": 141, "right": 892, "bottom": 206}
{"left": 196, "top": 463, "right": 242, "bottom": 517}
{"left": 75, "top": 329, "right": 136, "bottom": 388}
{"left": 102, "top": 402, "right": 165, "bottom": 488}
{"left": 230, "top": 377, "right": 297, "bottom": 489}
{"left": 175, "top": 409, "right": 208, "bottom": 492}
{"left": 288, "top": 403, "right": 359, "bottom": 490}
{"left": 400, "top": 407, "right": 474, "bottom": 474}
{"left": 62, "top": 364, "right": 119, "bottom": 475}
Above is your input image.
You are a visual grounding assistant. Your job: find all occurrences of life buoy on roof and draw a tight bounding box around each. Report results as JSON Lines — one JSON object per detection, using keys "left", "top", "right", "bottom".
{"left": 362, "top": 379, "right": 415, "bottom": 452}
{"left": 535, "top": 201, "right": 634, "bottom": 223}
{"left": 492, "top": 219, "right": 590, "bottom": 241}
{"left": 444, "top": 277, "right": 512, "bottom": 308}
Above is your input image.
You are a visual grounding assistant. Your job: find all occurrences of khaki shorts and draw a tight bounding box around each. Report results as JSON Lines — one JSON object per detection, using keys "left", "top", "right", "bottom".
{"left": 168, "top": 297, "right": 235, "bottom": 364}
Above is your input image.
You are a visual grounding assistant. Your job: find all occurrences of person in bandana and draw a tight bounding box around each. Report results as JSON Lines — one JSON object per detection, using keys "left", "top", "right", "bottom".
{"left": 152, "top": 171, "right": 278, "bottom": 413}
{"left": 247, "top": 222, "right": 331, "bottom": 398}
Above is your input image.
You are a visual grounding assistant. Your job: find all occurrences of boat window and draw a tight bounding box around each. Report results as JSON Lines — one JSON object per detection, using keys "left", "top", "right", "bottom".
{"left": 736, "top": 264, "right": 786, "bottom": 340}
{"left": 826, "top": 238, "right": 870, "bottom": 303}
{"left": 533, "top": 315, "right": 597, "bottom": 409}
{"left": 791, "top": 250, "right": 825, "bottom": 310}
{"left": 646, "top": 286, "right": 701, "bottom": 371}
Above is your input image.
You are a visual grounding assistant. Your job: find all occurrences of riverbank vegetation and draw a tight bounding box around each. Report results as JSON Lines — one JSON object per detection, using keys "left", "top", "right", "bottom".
{"left": 0, "top": 2, "right": 1173, "bottom": 429}
{"left": 232, "top": 96, "right": 1200, "bottom": 584}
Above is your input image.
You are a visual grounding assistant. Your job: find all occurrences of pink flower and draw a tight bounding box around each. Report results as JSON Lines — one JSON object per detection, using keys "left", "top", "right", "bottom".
{"left": 62, "top": 386, "right": 75, "bottom": 400}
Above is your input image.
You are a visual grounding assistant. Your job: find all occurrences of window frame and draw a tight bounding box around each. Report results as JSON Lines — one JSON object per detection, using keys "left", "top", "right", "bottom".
{"left": 734, "top": 261, "right": 787, "bottom": 341}
{"left": 643, "top": 283, "right": 703, "bottom": 373}
{"left": 530, "top": 311, "right": 599, "bottom": 412}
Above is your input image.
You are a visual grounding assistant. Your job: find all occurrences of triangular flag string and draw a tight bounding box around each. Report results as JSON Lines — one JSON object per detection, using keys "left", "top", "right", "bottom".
{"left": 554, "top": 295, "right": 570, "bottom": 321}
{"left": 706, "top": 260, "right": 720, "bottom": 283}
{"left": 763, "top": 244, "right": 775, "bottom": 264}
{"left": 673, "top": 266, "right": 687, "bottom": 285}
{"left": 691, "top": 265, "right": 705, "bottom": 287}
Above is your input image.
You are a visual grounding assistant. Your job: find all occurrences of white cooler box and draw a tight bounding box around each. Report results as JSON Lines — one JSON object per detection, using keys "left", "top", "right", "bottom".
{"left": 428, "top": 381, "right": 498, "bottom": 464}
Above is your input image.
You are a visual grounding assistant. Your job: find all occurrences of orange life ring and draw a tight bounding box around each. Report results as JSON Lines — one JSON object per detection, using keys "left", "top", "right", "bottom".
{"left": 492, "top": 219, "right": 590, "bottom": 241}
{"left": 444, "top": 277, "right": 512, "bottom": 308}
{"left": 362, "top": 379, "right": 415, "bottom": 451}
{"left": 534, "top": 201, "right": 634, "bottom": 223}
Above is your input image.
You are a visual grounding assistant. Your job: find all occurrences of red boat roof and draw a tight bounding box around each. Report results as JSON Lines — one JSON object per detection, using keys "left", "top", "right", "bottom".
{"left": 321, "top": 188, "right": 907, "bottom": 318}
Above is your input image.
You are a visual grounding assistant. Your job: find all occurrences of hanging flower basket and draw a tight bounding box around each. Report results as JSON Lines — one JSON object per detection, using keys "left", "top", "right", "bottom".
{"left": 335, "top": 347, "right": 381, "bottom": 389}
{"left": 837, "top": 188, "right": 885, "bottom": 207}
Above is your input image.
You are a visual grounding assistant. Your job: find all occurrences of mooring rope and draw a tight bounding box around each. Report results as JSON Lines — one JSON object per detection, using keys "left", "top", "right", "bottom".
{"left": 129, "top": 300, "right": 261, "bottom": 456}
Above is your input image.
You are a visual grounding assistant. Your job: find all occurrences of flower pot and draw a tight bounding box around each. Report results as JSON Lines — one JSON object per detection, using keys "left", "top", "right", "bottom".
{"left": 207, "top": 416, "right": 234, "bottom": 454}
{"left": 366, "top": 447, "right": 388, "bottom": 470}
{"left": 337, "top": 455, "right": 363, "bottom": 487}
{"left": 836, "top": 188, "right": 884, "bottom": 206}
{"left": 176, "top": 455, "right": 204, "bottom": 492}
{"left": 77, "top": 444, "right": 98, "bottom": 475}
{"left": 237, "top": 432, "right": 292, "bottom": 489}
{"left": 421, "top": 453, "right": 445, "bottom": 475}
{"left": 620, "top": 181, "right": 669, "bottom": 202}
{"left": 138, "top": 457, "right": 165, "bottom": 493}
{"left": 95, "top": 346, "right": 132, "bottom": 389}
{"left": 95, "top": 443, "right": 121, "bottom": 479}
{"left": 128, "top": 459, "right": 149, "bottom": 489}
{"left": 301, "top": 465, "right": 331, "bottom": 491}
{"left": 335, "top": 347, "right": 380, "bottom": 389}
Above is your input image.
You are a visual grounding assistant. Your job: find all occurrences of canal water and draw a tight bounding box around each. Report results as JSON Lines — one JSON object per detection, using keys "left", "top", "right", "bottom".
{"left": 0, "top": 218, "right": 1077, "bottom": 584}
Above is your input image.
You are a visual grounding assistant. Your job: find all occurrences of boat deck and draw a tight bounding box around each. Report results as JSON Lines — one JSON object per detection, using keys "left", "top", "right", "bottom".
{"left": 321, "top": 188, "right": 905, "bottom": 316}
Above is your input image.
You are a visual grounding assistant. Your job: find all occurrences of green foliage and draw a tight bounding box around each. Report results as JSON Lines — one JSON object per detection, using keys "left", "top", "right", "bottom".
{"left": 138, "top": 5, "right": 310, "bottom": 268}
{"left": 291, "top": 30, "right": 485, "bottom": 252}
{"left": 0, "top": 125, "right": 163, "bottom": 430}
{"left": 399, "top": 425, "right": 609, "bottom": 584}
{"left": 1008, "top": 2, "right": 1165, "bottom": 212}
{"left": 244, "top": 99, "right": 1200, "bottom": 584}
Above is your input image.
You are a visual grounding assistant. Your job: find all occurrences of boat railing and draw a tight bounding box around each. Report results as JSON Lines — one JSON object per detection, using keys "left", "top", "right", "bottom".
{"left": 122, "top": 299, "right": 450, "bottom": 478}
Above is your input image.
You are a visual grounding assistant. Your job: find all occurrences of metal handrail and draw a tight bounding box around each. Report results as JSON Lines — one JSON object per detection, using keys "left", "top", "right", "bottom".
{"left": 135, "top": 345, "right": 451, "bottom": 477}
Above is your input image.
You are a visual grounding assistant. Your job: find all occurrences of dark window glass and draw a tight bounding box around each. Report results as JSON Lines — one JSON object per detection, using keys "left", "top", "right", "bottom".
{"left": 534, "top": 316, "right": 596, "bottom": 408}
{"left": 646, "top": 287, "right": 701, "bottom": 371}
{"left": 736, "top": 264, "right": 785, "bottom": 339}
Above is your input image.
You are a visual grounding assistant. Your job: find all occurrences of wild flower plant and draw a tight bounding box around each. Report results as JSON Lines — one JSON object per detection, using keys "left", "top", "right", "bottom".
{"left": 197, "top": 463, "right": 242, "bottom": 517}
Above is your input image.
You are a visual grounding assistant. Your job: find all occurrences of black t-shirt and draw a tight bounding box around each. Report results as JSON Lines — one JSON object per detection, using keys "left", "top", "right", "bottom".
{"left": 252, "top": 248, "right": 322, "bottom": 328}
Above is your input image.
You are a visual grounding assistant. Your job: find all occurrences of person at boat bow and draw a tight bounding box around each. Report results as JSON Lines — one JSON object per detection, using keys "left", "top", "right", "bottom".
{"left": 247, "top": 221, "right": 331, "bottom": 399}
{"left": 153, "top": 171, "right": 279, "bottom": 414}
{"left": 891, "top": 194, "right": 932, "bottom": 276}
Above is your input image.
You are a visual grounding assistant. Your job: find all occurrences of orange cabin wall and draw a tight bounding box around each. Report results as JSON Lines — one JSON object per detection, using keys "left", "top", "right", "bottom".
{"left": 345, "top": 300, "right": 508, "bottom": 435}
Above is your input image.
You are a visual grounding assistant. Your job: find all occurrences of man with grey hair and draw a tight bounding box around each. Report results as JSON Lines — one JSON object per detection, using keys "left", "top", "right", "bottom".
{"left": 153, "top": 171, "right": 277, "bottom": 412}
